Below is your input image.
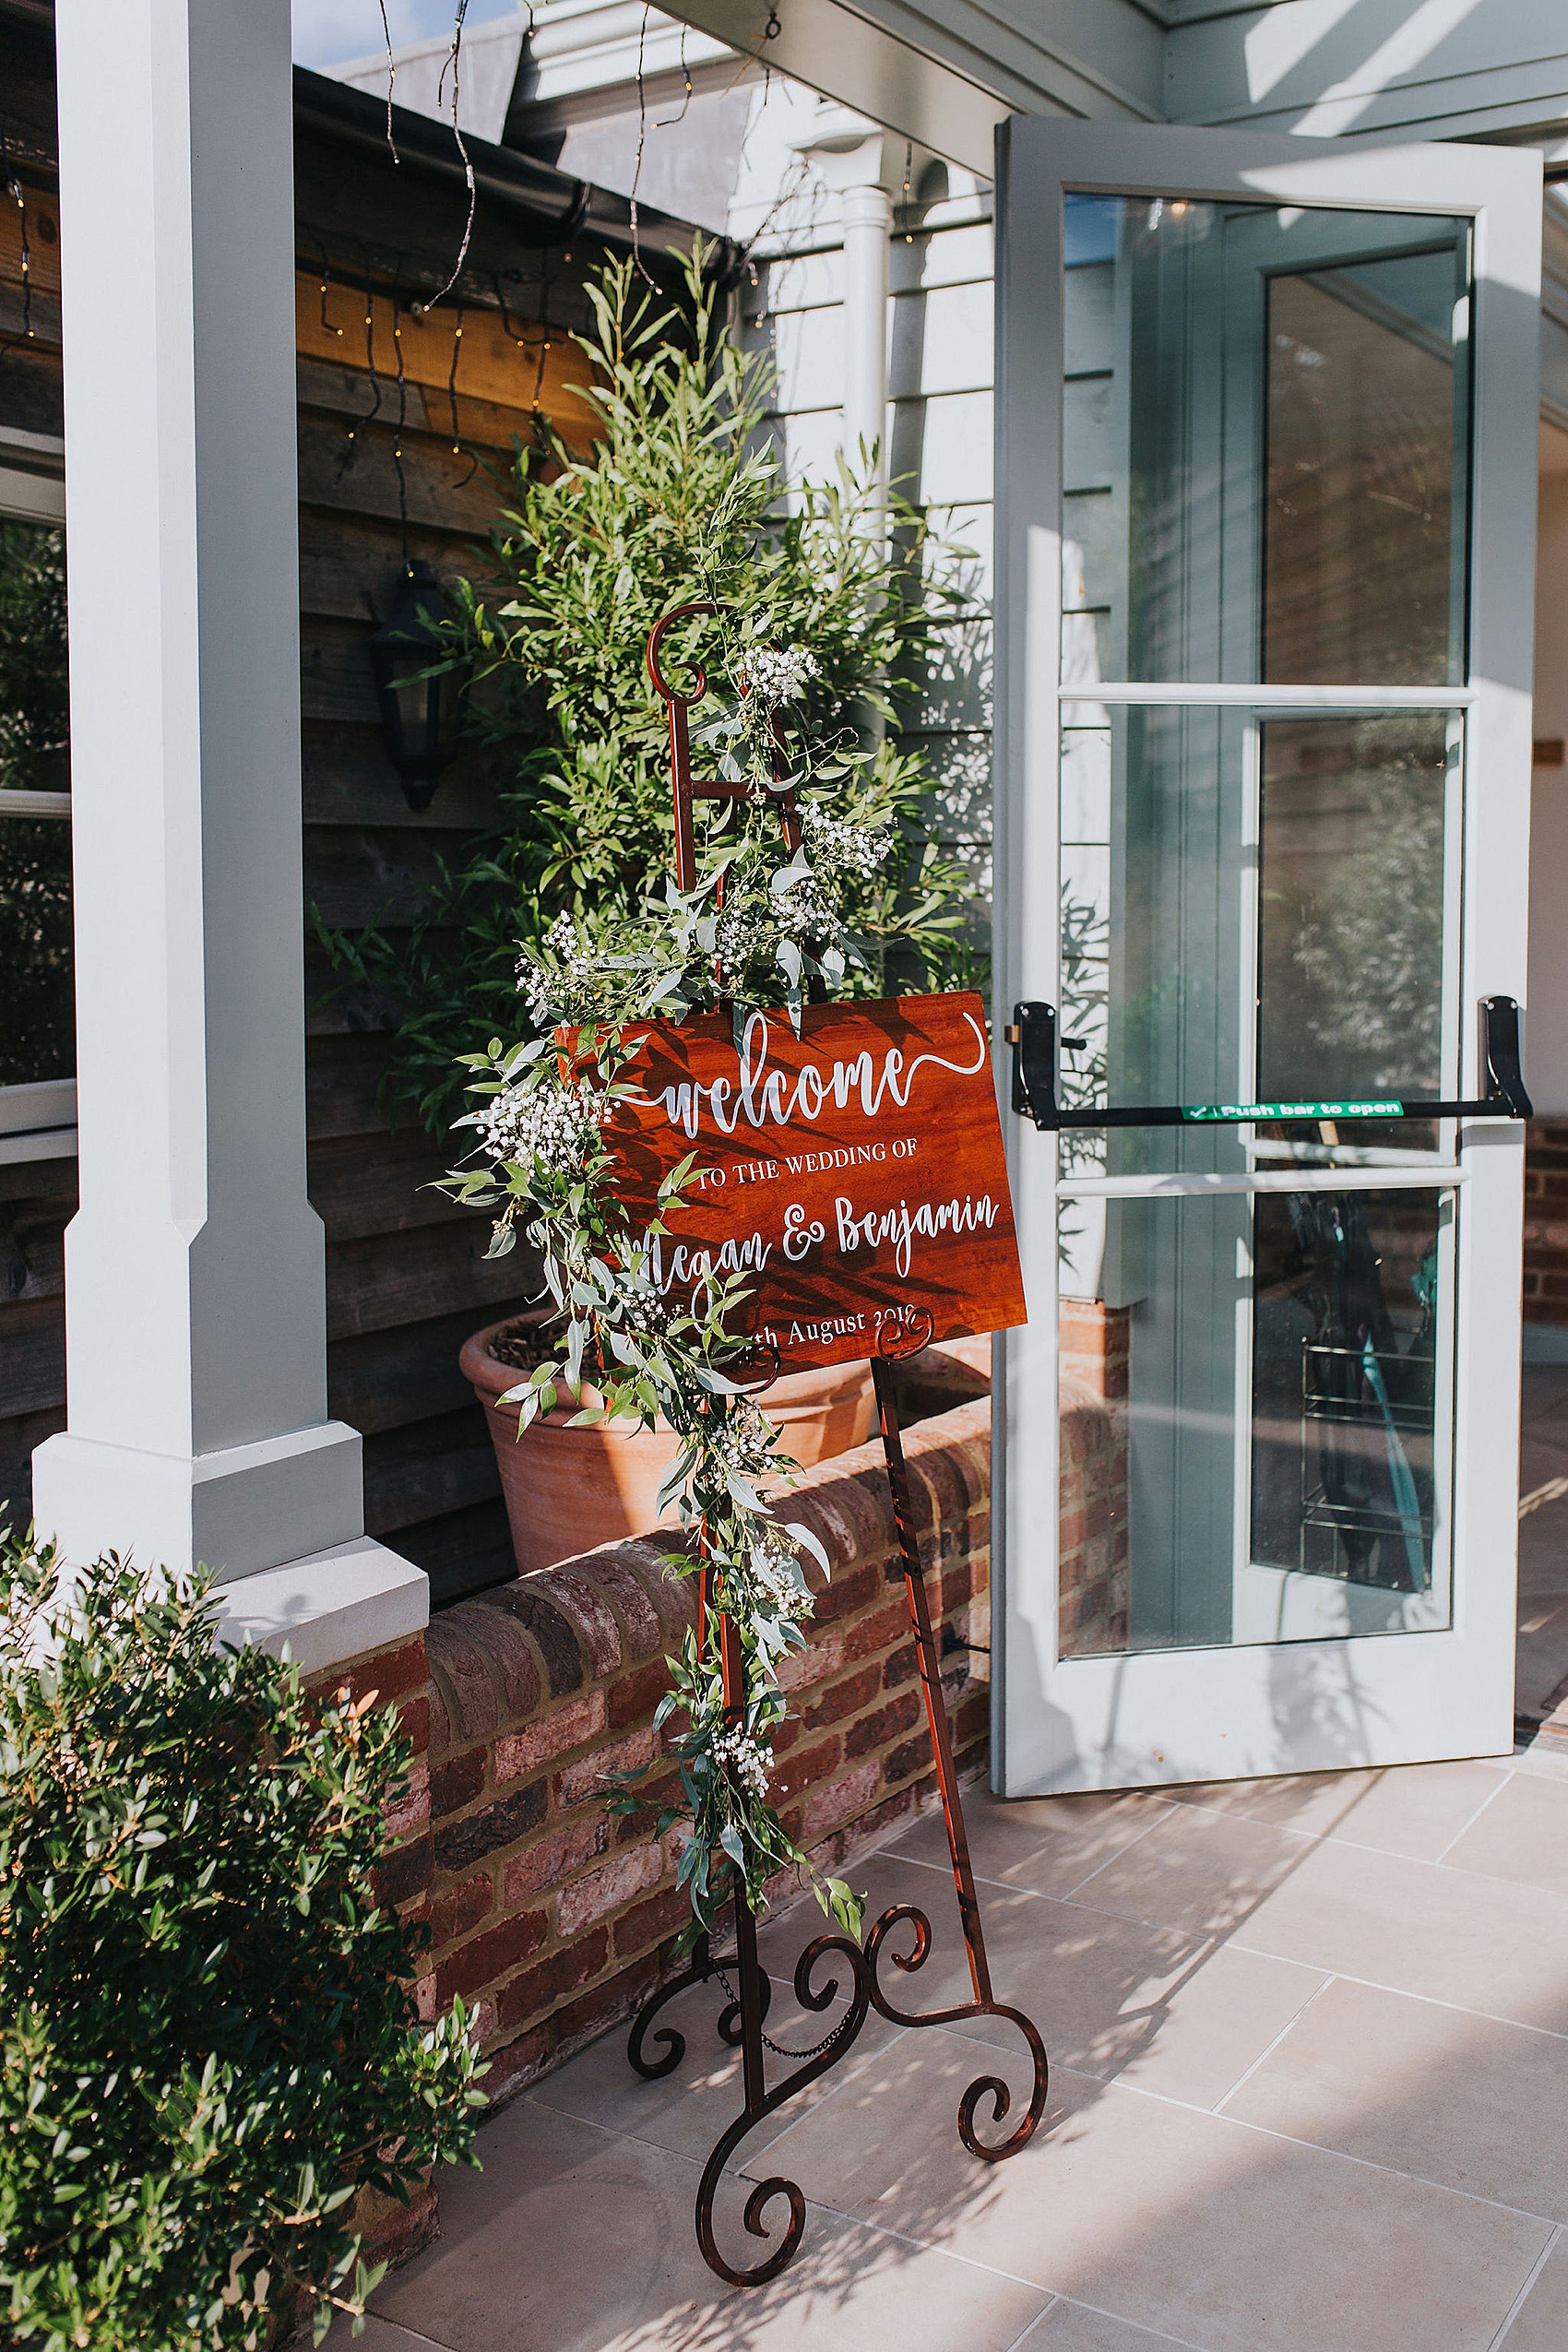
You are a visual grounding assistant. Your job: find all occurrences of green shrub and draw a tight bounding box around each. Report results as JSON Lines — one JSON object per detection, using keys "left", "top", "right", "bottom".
{"left": 329, "top": 244, "right": 982, "bottom": 1131}
{"left": 0, "top": 1532, "right": 484, "bottom": 2350}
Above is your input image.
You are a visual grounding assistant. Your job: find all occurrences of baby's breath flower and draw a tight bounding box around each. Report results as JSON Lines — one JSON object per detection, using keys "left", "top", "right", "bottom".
{"left": 800, "top": 802, "right": 893, "bottom": 883}
{"left": 710, "top": 1722, "right": 772, "bottom": 1801}
{"left": 474, "top": 1075, "right": 604, "bottom": 1173}
{"left": 742, "top": 643, "right": 818, "bottom": 708}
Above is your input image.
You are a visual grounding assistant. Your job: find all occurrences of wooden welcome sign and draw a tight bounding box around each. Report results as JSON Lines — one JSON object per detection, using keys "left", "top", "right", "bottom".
{"left": 569, "top": 991, "right": 1027, "bottom": 1373}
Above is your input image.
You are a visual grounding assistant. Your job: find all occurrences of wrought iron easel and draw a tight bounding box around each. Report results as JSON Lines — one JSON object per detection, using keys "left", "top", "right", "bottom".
{"left": 624, "top": 602, "right": 1048, "bottom": 2288}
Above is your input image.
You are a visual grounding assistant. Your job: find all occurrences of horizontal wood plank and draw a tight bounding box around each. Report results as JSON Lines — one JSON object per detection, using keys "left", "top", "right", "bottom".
{"left": 327, "top": 1218, "right": 540, "bottom": 1340}
{"left": 302, "top": 721, "right": 504, "bottom": 831}
{"left": 309, "top": 1130, "right": 471, "bottom": 1241}
{"left": 0, "top": 1298, "right": 65, "bottom": 1420}
{"left": 362, "top": 1407, "right": 501, "bottom": 1538}
{"left": 328, "top": 1300, "right": 536, "bottom": 1435}
{"left": 297, "top": 410, "right": 503, "bottom": 534}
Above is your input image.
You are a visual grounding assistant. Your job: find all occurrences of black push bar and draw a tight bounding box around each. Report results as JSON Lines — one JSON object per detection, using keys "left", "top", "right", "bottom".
{"left": 1007, "top": 996, "right": 1532, "bottom": 1133}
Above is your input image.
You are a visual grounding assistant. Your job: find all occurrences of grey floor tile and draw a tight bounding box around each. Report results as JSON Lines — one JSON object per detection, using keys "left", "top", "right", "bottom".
{"left": 374, "top": 2093, "right": 1049, "bottom": 2352}
{"left": 1497, "top": 2231, "right": 1568, "bottom": 2350}
{"left": 1440, "top": 1768, "right": 1568, "bottom": 1895}
{"left": 1017, "top": 2303, "right": 1215, "bottom": 2351}
{"left": 315, "top": 2320, "right": 456, "bottom": 2352}
{"left": 885, "top": 1787, "right": 1178, "bottom": 1899}
{"left": 756, "top": 2029, "right": 1550, "bottom": 2352}
{"left": 531, "top": 1966, "right": 901, "bottom": 2165}
{"left": 1170, "top": 1761, "right": 1507, "bottom": 1862}
{"left": 1222, "top": 1974, "right": 1568, "bottom": 2218}
{"left": 763, "top": 1844, "right": 1325, "bottom": 2113}
{"left": 1062, "top": 1805, "right": 1311, "bottom": 1941}
{"left": 1229, "top": 1835, "right": 1568, "bottom": 2030}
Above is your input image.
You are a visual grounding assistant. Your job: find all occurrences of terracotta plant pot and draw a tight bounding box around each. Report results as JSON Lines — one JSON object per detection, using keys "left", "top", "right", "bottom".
{"left": 461, "top": 1309, "right": 877, "bottom": 1578}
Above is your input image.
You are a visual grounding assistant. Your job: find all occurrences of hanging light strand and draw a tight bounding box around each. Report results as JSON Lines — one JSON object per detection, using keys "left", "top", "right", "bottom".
{"left": 391, "top": 276, "right": 410, "bottom": 565}
{"left": 375, "top": 0, "right": 400, "bottom": 163}
{"left": 657, "top": 19, "right": 695, "bottom": 127}
{"left": 431, "top": 0, "right": 478, "bottom": 305}
{"left": 0, "top": 120, "right": 32, "bottom": 343}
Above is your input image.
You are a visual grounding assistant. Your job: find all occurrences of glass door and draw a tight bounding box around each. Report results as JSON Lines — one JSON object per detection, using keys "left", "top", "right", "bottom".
{"left": 994, "top": 122, "right": 1542, "bottom": 1792}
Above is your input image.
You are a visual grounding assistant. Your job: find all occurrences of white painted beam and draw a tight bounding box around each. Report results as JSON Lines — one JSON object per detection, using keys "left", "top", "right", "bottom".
{"left": 37, "top": 0, "right": 423, "bottom": 1662}
{"left": 659, "top": 0, "right": 1162, "bottom": 174}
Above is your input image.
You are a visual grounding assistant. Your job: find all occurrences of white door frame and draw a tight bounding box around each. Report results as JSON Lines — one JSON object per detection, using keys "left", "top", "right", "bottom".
{"left": 992, "top": 118, "right": 1543, "bottom": 1795}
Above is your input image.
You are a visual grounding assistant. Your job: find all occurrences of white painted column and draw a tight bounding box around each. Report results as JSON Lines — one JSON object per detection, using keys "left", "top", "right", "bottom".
{"left": 36, "top": 0, "right": 424, "bottom": 1665}
{"left": 840, "top": 177, "right": 893, "bottom": 496}
{"left": 790, "top": 109, "right": 893, "bottom": 505}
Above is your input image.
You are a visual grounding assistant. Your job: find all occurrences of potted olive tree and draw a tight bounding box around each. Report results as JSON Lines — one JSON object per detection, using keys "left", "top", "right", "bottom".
{"left": 334, "top": 248, "right": 978, "bottom": 1576}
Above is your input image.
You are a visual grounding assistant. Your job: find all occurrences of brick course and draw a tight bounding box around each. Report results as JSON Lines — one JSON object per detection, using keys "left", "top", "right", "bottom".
{"left": 408, "top": 1394, "right": 992, "bottom": 2099}
{"left": 1524, "top": 1120, "right": 1568, "bottom": 1325}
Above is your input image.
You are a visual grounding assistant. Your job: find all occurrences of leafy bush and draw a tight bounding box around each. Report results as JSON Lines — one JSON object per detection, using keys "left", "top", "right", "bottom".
{"left": 332, "top": 245, "right": 981, "bottom": 1129}
{"left": 0, "top": 1533, "right": 484, "bottom": 2350}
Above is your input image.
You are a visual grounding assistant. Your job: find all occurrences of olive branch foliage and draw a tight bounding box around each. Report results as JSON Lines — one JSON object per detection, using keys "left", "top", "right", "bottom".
{"left": 431, "top": 248, "right": 986, "bottom": 1945}
{"left": 0, "top": 1532, "right": 485, "bottom": 2350}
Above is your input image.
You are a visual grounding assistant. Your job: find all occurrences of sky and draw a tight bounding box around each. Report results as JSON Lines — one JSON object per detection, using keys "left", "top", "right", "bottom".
{"left": 291, "top": 0, "right": 518, "bottom": 73}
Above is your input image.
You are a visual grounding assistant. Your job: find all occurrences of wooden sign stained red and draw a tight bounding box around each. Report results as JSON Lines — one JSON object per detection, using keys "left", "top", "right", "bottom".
{"left": 569, "top": 991, "right": 1028, "bottom": 1373}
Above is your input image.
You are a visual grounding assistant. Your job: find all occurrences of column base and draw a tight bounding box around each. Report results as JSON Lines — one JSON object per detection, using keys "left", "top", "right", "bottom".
{"left": 215, "top": 1535, "right": 428, "bottom": 1677}
{"left": 31, "top": 1419, "right": 365, "bottom": 1582}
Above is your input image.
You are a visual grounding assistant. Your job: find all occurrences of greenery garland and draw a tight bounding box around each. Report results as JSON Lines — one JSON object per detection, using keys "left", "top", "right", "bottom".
{"left": 441, "top": 626, "right": 933, "bottom": 1942}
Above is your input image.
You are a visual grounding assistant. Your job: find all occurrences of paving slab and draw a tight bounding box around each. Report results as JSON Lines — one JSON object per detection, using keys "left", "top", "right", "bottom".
{"left": 1222, "top": 1974, "right": 1568, "bottom": 2218}
{"left": 371, "top": 2094, "right": 1049, "bottom": 2352}
{"left": 753, "top": 2028, "right": 1551, "bottom": 2352}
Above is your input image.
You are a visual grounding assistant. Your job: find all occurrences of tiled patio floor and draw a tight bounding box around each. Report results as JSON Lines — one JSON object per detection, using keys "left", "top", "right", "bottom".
{"left": 340, "top": 1372, "right": 1568, "bottom": 2352}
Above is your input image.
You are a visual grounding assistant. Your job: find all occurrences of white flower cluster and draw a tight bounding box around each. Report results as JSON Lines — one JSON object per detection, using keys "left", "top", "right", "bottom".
{"left": 474, "top": 1075, "right": 603, "bottom": 1173}
{"left": 710, "top": 1721, "right": 771, "bottom": 1801}
{"left": 742, "top": 643, "right": 818, "bottom": 707}
{"left": 801, "top": 802, "right": 894, "bottom": 884}
{"left": 700, "top": 1397, "right": 778, "bottom": 1480}
{"left": 744, "top": 1538, "right": 813, "bottom": 1620}
{"left": 518, "top": 912, "right": 602, "bottom": 1025}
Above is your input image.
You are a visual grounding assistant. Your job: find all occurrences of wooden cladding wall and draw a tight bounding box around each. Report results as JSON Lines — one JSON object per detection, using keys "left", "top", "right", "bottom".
{"left": 0, "top": 60, "right": 698, "bottom": 1607}
{"left": 296, "top": 116, "right": 665, "bottom": 1608}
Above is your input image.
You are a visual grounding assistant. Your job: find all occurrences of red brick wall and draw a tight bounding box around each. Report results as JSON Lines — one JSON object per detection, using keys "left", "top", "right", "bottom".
{"left": 1524, "top": 1120, "right": 1568, "bottom": 1325}
{"left": 303, "top": 1627, "right": 440, "bottom": 2273}
{"left": 404, "top": 1395, "right": 992, "bottom": 2109}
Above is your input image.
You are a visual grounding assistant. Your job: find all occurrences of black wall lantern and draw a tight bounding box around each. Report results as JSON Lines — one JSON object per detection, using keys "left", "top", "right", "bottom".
{"left": 368, "top": 560, "right": 464, "bottom": 809}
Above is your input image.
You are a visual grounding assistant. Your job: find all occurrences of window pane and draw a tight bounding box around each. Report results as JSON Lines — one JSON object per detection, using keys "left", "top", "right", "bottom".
{"left": 1255, "top": 714, "right": 1451, "bottom": 1158}
{"left": 1058, "top": 1188, "right": 1454, "bottom": 1657}
{"left": 0, "top": 815, "right": 73, "bottom": 1086}
{"left": 0, "top": 515, "right": 73, "bottom": 1088}
{"left": 0, "top": 517, "right": 69, "bottom": 794}
{"left": 1265, "top": 256, "right": 1464, "bottom": 684}
{"left": 1061, "top": 194, "right": 1469, "bottom": 686}
{"left": 1056, "top": 709, "right": 1455, "bottom": 1190}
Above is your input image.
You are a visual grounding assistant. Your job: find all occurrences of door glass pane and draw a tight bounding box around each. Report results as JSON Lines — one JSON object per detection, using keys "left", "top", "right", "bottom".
{"left": 1057, "top": 1187, "right": 1455, "bottom": 1658}
{"left": 1265, "top": 257, "right": 1466, "bottom": 684}
{"left": 0, "top": 517, "right": 73, "bottom": 1087}
{"left": 1057, "top": 709, "right": 1456, "bottom": 1196}
{"left": 1062, "top": 193, "right": 1469, "bottom": 686}
{"left": 1255, "top": 713, "right": 1453, "bottom": 1163}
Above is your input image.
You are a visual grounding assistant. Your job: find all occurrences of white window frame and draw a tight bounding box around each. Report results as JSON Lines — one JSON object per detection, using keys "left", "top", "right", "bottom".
{"left": 0, "top": 427, "right": 76, "bottom": 1164}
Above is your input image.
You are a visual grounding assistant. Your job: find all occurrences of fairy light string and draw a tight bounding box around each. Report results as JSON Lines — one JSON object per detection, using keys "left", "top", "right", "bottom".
{"left": 1, "top": 122, "right": 32, "bottom": 343}
{"left": 657, "top": 19, "right": 695, "bottom": 127}
{"left": 432, "top": 0, "right": 478, "bottom": 305}
{"left": 375, "top": 0, "right": 400, "bottom": 163}
{"left": 628, "top": 3, "right": 657, "bottom": 290}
